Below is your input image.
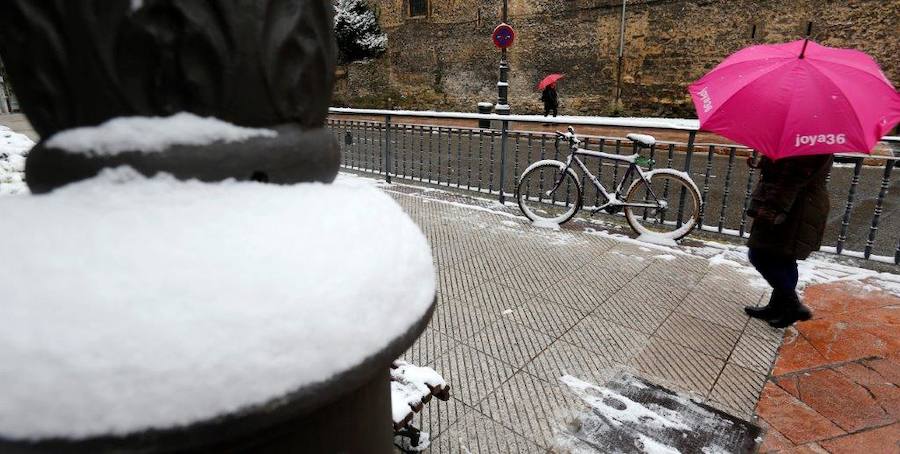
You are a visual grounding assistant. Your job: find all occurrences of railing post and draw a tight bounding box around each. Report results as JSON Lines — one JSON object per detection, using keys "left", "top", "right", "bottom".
{"left": 864, "top": 159, "right": 893, "bottom": 259}
{"left": 384, "top": 115, "right": 392, "bottom": 184}
{"left": 836, "top": 157, "right": 863, "bottom": 255}
{"left": 498, "top": 120, "right": 509, "bottom": 203}
{"left": 676, "top": 130, "right": 697, "bottom": 229}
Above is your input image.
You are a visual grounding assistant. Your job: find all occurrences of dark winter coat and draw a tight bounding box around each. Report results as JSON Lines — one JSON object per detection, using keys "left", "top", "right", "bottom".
{"left": 747, "top": 154, "right": 834, "bottom": 260}
{"left": 541, "top": 87, "right": 559, "bottom": 109}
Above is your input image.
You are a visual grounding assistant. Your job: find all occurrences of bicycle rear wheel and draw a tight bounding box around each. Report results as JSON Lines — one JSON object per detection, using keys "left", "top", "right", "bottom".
{"left": 624, "top": 169, "right": 701, "bottom": 240}
{"left": 516, "top": 160, "right": 582, "bottom": 225}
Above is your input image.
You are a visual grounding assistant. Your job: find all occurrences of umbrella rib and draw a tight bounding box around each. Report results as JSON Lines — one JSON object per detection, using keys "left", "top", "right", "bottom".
{"left": 807, "top": 56, "right": 893, "bottom": 85}
{"left": 810, "top": 59, "right": 897, "bottom": 90}
{"left": 804, "top": 64, "right": 871, "bottom": 149}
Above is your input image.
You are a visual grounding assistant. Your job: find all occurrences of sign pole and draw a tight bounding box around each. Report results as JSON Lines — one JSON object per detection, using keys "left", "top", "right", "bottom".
{"left": 496, "top": 0, "right": 510, "bottom": 115}
{"left": 615, "top": 0, "right": 627, "bottom": 106}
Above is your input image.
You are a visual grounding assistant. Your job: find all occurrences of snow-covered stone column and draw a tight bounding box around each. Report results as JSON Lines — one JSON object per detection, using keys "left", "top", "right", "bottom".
{"left": 0, "top": 1, "right": 436, "bottom": 453}
{"left": 0, "top": 0, "right": 341, "bottom": 193}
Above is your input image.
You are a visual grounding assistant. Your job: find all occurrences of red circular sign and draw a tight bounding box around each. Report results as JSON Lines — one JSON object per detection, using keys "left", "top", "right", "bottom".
{"left": 492, "top": 23, "right": 516, "bottom": 49}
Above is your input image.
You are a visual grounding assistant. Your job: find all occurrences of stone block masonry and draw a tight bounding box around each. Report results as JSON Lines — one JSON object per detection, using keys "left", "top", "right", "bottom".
{"left": 333, "top": 0, "right": 900, "bottom": 117}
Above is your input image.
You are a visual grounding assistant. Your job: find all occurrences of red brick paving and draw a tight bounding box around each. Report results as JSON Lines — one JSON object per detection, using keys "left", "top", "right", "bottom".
{"left": 756, "top": 281, "right": 900, "bottom": 454}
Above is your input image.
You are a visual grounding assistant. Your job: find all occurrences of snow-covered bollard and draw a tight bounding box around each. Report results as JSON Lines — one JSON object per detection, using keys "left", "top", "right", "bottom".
{"left": 0, "top": 2, "right": 437, "bottom": 453}
{"left": 0, "top": 171, "right": 437, "bottom": 452}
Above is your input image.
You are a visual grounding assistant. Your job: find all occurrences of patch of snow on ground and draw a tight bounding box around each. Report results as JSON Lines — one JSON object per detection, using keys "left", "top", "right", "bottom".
{"left": 561, "top": 375, "right": 691, "bottom": 432}
{"left": 0, "top": 126, "right": 34, "bottom": 195}
{"left": 45, "top": 112, "right": 277, "bottom": 156}
{"left": 636, "top": 433, "right": 681, "bottom": 454}
{"left": 708, "top": 253, "right": 744, "bottom": 268}
{"left": 654, "top": 254, "right": 677, "bottom": 261}
{"left": 532, "top": 218, "right": 561, "bottom": 230}
{"left": 0, "top": 170, "right": 435, "bottom": 439}
{"left": 637, "top": 233, "right": 679, "bottom": 248}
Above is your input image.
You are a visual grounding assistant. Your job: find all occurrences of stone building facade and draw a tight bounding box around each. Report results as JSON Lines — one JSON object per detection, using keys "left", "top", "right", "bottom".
{"left": 332, "top": 0, "right": 900, "bottom": 117}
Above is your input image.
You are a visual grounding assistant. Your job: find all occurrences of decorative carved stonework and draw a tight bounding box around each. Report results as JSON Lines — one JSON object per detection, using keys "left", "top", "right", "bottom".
{"left": 0, "top": 0, "right": 340, "bottom": 192}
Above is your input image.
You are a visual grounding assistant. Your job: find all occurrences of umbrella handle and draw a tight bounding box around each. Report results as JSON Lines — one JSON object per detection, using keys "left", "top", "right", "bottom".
{"left": 799, "top": 38, "right": 810, "bottom": 59}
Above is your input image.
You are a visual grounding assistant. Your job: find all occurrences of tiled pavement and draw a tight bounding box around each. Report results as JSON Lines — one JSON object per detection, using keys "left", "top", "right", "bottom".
{"left": 755, "top": 282, "right": 900, "bottom": 454}
{"left": 384, "top": 182, "right": 784, "bottom": 452}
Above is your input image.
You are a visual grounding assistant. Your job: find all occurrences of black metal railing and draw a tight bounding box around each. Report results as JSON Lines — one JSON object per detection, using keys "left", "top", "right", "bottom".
{"left": 327, "top": 108, "right": 900, "bottom": 265}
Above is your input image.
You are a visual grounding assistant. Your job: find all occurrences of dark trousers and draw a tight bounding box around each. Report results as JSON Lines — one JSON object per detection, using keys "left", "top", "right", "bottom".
{"left": 748, "top": 248, "right": 798, "bottom": 295}
{"left": 544, "top": 106, "right": 557, "bottom": 117}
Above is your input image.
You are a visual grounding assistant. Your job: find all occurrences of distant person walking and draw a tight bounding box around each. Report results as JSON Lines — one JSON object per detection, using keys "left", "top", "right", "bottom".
{"left": 541, "top": 83, "right": 559, "bottom": 117}
{"left": 743, "top": 154, "right": 833, "bottom": 328}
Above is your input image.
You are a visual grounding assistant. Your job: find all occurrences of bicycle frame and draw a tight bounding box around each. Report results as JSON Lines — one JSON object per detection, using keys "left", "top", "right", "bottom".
{"left": 553, "top": 142, "right": 666, "bottom": 212}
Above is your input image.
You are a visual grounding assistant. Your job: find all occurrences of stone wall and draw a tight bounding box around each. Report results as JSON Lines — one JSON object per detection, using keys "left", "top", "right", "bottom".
{"left": 333, "top": 0, "right": 900, "bottom": 117}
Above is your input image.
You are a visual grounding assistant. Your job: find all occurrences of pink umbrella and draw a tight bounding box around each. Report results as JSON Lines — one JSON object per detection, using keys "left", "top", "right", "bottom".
{"left": 689, "top": 40, "right": 900, "bottom": 160}
{"left": 537, "top": 73, "right": 564, "bottom": 90}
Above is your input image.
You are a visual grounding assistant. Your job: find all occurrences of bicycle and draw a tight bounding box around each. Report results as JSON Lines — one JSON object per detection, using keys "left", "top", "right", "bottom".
{"left": 516, "top": 126, "right": 702, "bottom": 241}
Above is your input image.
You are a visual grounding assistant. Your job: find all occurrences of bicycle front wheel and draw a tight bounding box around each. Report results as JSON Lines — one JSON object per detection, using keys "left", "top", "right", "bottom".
{"left": 516, "top": 160, "right": 582, "bottom": 225}
{"left": 624, "top": 169, "right": 701, "bottom": 240}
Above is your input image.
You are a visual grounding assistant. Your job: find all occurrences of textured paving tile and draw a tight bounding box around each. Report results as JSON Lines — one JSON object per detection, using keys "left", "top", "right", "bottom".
{"left": 607, "top": 277, "right": 693, "bottom": 311}
{"left": 590, "top": 248, "right": 650, "bottom": 274}
{"left": 676, "top": 289, "right": 749, "bottom": 331}
{"left": 592, "top": 297, "right": 673, "bottom": 334}
{"left": 524, "top": 340, "right": 622, "bottom": 385}
{"left": 693, "top": 273, "right": 768, "bottom": 306}
{"left": 494, "top": 264, "right": 568, "bottom": 296}
{"left": 730, "top": 331, "right": 782, "bottom": 374}
{"left": 566, "top": 263, "right": 635, "bottom": 295}
{"left": 464, "top": 319, "right": 555, "bottom": 369}
{"left": 638, "top": 261, "right": 705, "bottom": 290}
{"left": 708, "top": 363, "right": 768, "bottom": 419}
{"left": 401, "top": 328, "right": 456, "bottom": 366}
{"left": 742, "top": 314, "right": 784, "bottom": 340}
{"left": 630, "top": 338, "right": 726, "bottom": 395}
{"left": 429, "top": 344, "right": 517, "bottom": 407}
{"left": 561, "top": 316, "right": 650, "bottom": 363}
{"left": 436, "top": 267, "right": 482, "bottom": 301}
{"left": 413, "top": 397, "right": 473, "bottom": 443}
{"left": 429, "top": 299, "right": 496, "bottom": 342}
{"left": 502, "top": 297, "right": 585, "bottom": 338}
{"left": 479, "top": 372, "right": 583, "bottom": 448}
{"left": 455, "top": 280, "right": 534, "bottom": 313}
{"left": 655, "top": 312, "right": 743, "bottom": 360}
{"left": 537, "top": 280, "right": 609, "bottom": 313}
{"left": 451, "top": 251, "right": 516, "bottom": 278}
{"left": 430, "top": 410, "right": 545, "bottom": 453}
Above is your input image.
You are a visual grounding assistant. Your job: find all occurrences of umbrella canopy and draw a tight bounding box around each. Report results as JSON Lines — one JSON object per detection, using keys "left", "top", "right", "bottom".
{"left": 688, "top": 40, "right": 900, "bottom": 160}
{"left": 538, "top": 73, "right": 564, "bottom": 90}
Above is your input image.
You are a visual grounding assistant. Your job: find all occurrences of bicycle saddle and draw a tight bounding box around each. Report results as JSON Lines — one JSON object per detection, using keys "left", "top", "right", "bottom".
{"left": 626, "top": 133, "right": 656, "bottom": 148}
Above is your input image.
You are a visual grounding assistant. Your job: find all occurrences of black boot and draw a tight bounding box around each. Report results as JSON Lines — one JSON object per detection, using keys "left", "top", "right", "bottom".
{"left": 744, "top": 290, "right": 783, "bottom": 321}
{"left": 767, "top": 291, "right": 812, "bottom": 328}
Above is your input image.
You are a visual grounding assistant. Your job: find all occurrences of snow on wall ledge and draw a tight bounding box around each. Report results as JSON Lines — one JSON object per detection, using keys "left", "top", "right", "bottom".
{"left": 44, "top": 112, "right": 277, "bottom": 156}
{"left": 0, "top": 170, "right": 435, "bottom": 440}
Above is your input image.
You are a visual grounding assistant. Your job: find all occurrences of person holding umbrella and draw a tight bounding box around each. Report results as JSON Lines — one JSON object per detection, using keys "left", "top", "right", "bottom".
{"left": 538, "top": 73, "right": 563, "bottom": 118}
{"left": 689, "top": 39, "right": 900, "bottom": 328}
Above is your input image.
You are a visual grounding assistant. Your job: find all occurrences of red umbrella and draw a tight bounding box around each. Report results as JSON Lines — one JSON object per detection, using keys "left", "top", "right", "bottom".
{"left": 537, "top": 73, "right": 564, "bottom": 90}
